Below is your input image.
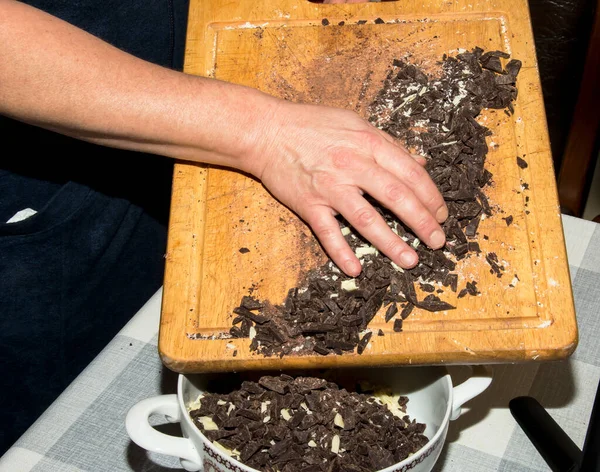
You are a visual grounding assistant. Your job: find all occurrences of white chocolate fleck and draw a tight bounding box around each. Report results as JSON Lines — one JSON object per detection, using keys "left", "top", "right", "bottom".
{"left": 334, "top": 413, "right": 345, "bottom": 428}
{"left": 198, "top": 416, "right": 218, "bottom": 431}
{"left": 341, "top": 279, "right": 358, "bottom": 291}
{"left": 331, "top": 435, "right": 340, "bottom": 454}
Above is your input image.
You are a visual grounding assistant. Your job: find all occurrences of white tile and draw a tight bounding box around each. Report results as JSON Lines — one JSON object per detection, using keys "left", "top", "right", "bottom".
{"left": 562, "top": 215, "right": 597, "bottom": 274}
{"left": 15, "top": 338, "right": 149, "bottom": 454}
{"left": 538, "top": 359, "right": 600, "bottom": 448}
{"left": 447, "top": 363, "right": 540, "bottom": 458}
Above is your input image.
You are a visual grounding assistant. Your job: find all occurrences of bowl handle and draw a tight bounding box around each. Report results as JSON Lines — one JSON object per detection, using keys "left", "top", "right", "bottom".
{"left": 126, "top": 394, "right": 203, "bottom": 471}
{"left": 450, "top": 366, "right": 493, "bottom": 420}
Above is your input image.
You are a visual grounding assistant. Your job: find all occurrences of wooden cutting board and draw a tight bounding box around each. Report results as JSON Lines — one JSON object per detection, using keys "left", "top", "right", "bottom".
{"left": 159, "top": 0, "right": 578, "bottom": 373}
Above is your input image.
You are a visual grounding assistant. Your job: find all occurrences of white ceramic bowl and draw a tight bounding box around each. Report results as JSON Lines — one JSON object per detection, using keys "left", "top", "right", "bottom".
{"left": 127, "top": 366, "right": 492, "bottom": 472}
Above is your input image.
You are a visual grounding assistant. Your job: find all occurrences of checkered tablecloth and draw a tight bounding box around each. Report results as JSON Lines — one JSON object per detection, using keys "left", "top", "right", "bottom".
{"left": 2, "top": 214, "right": 599, "bottom": 472}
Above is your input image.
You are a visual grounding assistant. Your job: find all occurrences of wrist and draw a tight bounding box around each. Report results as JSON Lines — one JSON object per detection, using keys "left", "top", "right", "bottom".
{"left": 229, "top": 87, "right": 284, "bottom": 180}
{"left": 168, "top": 75, "right": 284, "bottom": 179}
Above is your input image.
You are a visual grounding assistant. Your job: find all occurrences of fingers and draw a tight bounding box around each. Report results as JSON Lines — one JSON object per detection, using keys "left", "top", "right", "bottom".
{"left": 329, "top": 187, "right": 420, "bottom": 269}
{"left": 410, "top": 153, "right": 427, "bottom": 166}
{"left": 358, "top": 166, "right": 446, "bottom": 250}
{"left": 375, "top": 128, "right": 428, "bottom": 167}
{"left": 376, "top": 139, "right": 448, "bottom": 223}
{"left": 304, "top": 206, "right": 362, "bottom": 277}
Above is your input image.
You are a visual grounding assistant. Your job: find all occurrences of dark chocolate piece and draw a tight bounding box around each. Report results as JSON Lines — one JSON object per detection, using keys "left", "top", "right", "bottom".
{"left": 505, "top": 59, "right": 522, "bottom": 77}
{"left": 229, "top": 326, "right": 243, "bottom": 338}
{"left": 517, "top": 156, "right": 528, "bottom": 168}
{"left": 468, "top": 242, "right": 481, "bottom": 253}
{"left": 418, "top": 295, "right": 455, "bottom": 312}
{"left": 241, "top": 296, "right": 263, "bottom": 310}
{"left": 384, "top": 303, "right": 398, "bottom": 322}
{"left": 313, "top": 344, "right": 330, "bottom": 356}
{"left": 357, "top": 332, "right": 372, "bottom": 355}
{"left": 259, "top": 376, "right": 289, "bottom": 394}
{"left": 400, "top": 303, "right": 414, "bottom": 320}
{"left": 233, "top": 306, "right": 270, "bottom": 325}
{"left": 466, "top": 281, "right": 479, "bottom": 296}
{"left": 420, "top": 283, "right": 435, "bottom": 293}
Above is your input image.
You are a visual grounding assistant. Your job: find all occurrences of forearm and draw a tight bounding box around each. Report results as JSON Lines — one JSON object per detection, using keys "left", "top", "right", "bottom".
{"left": 0, "top": 1, "right": 449, "bottom": 275}
{"left": 0, "top": 0, "right": 275, "bottom": 175}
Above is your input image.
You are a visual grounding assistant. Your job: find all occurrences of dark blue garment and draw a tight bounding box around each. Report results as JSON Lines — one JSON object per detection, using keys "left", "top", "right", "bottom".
{"left": 0, "top": 0, "right": 189, "bottom": 454}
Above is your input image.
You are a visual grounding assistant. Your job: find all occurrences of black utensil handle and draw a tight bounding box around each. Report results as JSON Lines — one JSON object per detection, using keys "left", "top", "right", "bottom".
{"left": 580, "top": 379, "right": 600, "bottom": 472}
{"left": 509, "top": 396, "right": 582, "bottom": 472}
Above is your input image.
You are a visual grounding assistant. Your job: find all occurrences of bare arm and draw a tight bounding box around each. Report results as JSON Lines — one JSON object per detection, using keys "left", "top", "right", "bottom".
{"left": 0, "top": 0, "right": 275, "bottom": 175}
{"left": 0, "top": 0, "right": 448, "bottom": 276}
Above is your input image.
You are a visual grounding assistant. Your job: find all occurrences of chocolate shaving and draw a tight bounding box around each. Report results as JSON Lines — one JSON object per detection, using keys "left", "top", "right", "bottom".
{"left": 384, "top": 303, "right": 398, "bottom": 322}
{"left": 357, "top": 332, "right": 372, "bottom": 355}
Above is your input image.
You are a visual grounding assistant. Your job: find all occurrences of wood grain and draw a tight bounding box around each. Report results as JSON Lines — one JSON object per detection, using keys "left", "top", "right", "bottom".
{"left": 159, "top": 0, "right": 578, "bottom": 373}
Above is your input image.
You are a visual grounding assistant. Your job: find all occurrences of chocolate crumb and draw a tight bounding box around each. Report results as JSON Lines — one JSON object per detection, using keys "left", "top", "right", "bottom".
{"left": 517, "top": 156, "right": 528, "bottom": 168}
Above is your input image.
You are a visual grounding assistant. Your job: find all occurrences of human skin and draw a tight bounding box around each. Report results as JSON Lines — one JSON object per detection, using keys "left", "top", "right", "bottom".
{"left": 0, "top": 0, "right": 447, "bottom": 277}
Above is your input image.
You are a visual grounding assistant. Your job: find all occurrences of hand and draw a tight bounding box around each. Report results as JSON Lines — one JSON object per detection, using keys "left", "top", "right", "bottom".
{"left": 251, "top": 101, "right": 448, "bottom": 277}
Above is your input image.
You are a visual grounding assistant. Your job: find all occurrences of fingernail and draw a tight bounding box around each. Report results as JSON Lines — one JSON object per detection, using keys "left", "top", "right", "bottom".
{"left": 400, "top": 251, "right": 417, "bottom": 267}
{"left": 436, "top": 206, "right": 448, "bottom": 223}
{"left": 344, "top": 260, "right": 360, "bottom": 276}
{"left": 430, "top": 229, "right": 446, "bottom": 249}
